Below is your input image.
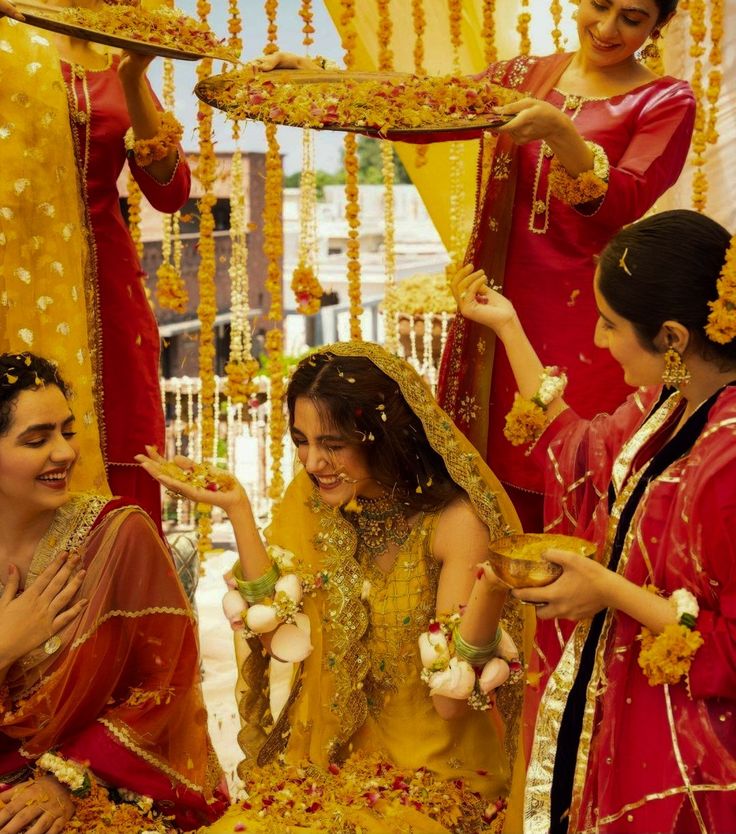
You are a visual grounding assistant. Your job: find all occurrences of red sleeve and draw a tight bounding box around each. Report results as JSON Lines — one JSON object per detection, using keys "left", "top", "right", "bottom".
{"left": 128, "top": 78, "right": 191, "bottom": 213}
{"left": 687, "top": 472, "right": 736, "bottom": 700}
{"left": 590, "top": 80, "right": 695, "bottom": 226}
{"left": 58, "top": 725, "right": 228, "bottom": 831}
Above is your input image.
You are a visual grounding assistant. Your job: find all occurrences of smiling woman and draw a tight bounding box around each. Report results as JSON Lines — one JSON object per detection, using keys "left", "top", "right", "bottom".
{"left": 0, "top": 353, "right": 228, "bottom": 833}
{"left": 138, "top": 342, "right": 534, "bottom": 834}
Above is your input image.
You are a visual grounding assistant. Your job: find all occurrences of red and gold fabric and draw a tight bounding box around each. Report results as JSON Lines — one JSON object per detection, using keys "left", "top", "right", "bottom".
{"left": 0, "top": 494, "right": 228, "bottom": 831}
{"left": 524, "top": 385, "right": 736, "bottom": 833}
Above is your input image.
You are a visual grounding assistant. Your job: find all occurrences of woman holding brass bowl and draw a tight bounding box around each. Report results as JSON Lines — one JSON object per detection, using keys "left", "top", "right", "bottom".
{"left": 454, "top": 209, "right": 736, "bottom": 834}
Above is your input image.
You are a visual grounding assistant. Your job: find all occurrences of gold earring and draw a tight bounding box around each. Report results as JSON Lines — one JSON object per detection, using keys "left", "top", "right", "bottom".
{"left": 662, "top": 347, "right": 691, "bottom": 388}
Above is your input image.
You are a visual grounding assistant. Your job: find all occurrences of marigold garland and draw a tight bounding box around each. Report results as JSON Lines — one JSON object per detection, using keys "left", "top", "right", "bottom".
{"left": 227, "top": 0, "right": 243, "bottom": 57}
{"left": 264, "top": 0, "right": 278, "bottom": 54}
{"left": 375, "top": 0, "right": 398, "bottom": 351}
{"left": 550, "top": 0, "right": 563, "bottom": 53}
{"left": 66, "top": 780, "right": 170, "bottom": 834}
{"left": 298, "top": 0, "right": 315, "bottom": 47}
{"left": 338, "top": 0, "right": 357, "bottom": 68}
{"left": 264, "top": 121, "right": 286, "bottom": 501}
{"left": 337, "top": 0, "right": 361, "bottom": 340}
{"left": 155, "top": 58, "right": 188, "bottom": 314}
{"left": 411, "top": 0, "right": 429, "bottom": 168}
{"left": 344, "top": 133, "right": 363, "bottom": 340}
{"left": 126, "top": 173, "right": 143, "bottom": 260}
{"left": 225, "top": 148, "right": 259, "bottom": 402}
{"left": 706, "top": 0, "right": 723, "bottom": 146}
{"left": 705, "top": 233, "right": 736, "bottom": 343}
{"left": 517, "top": 0, "right": 531, "bottom": 57}
{"left": 688, "top": 0, "right": 708, "bottom": 211}
{"left": 291, "top": 133, "right": 323, "bottom": 316}
{"left": 376, "top": 0, "right": 393, "bottom": 72}
{"left": 195, "top": 0, "right": 217, "bottom": 556}
{"left": 638, "top": 624, "right": 704, "bottom": 686}
{"left": 481, "top": 0, "right": 497, "bottom": 65}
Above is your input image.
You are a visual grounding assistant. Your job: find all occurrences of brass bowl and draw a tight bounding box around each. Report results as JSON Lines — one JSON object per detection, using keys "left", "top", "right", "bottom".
{"left": 487, "top": 533, "right": 596, "bottom": 589}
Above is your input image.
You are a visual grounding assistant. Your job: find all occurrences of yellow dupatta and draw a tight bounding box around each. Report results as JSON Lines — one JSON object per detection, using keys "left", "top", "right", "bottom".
{"left": 0, "top": 19, "right": 108, "bottom": 494}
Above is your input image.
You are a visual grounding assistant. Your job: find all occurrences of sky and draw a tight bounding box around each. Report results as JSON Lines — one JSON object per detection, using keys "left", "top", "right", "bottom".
{"left": 150, "top": 1, "right": 345, "bottom": 174}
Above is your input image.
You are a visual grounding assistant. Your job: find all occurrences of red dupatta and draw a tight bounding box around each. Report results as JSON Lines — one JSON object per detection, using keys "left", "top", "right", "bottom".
{"left": 437, "top": 52, "right": 573, "bottom": 453}
{"left": 0, "top": 494, "right": 228, "bottom": 830}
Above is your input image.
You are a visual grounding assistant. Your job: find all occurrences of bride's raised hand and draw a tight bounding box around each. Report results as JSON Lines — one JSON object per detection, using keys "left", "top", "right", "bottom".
{"left": 135, "top": 445, "right": 249, "bottom": 513}
{"left": 451, "top": 263, "right": 517, "bottom": 334}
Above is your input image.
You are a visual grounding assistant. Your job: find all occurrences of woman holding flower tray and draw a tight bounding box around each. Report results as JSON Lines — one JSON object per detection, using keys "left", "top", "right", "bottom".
{"left": 453, "top": 209, "right": 736, "bottom": 833}
{"left": 138, "top": 341, "right": 533, "bottom": 834}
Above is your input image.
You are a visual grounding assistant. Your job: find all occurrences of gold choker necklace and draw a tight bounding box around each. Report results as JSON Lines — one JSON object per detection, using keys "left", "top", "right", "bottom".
{"left": 350, "top": 494, "right": 411, "bottom": 557}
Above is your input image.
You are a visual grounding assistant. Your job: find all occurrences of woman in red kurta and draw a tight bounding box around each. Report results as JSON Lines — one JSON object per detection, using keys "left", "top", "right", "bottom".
{"left": 57, "top": 30, "right": 190, "bottom": 530}
{"left": 454, "top": 209, "right": 736, "bottom": 833}
{"left": 436, "top": 0, "right": 694, "bottom": 534}
{"left": 0, "top": 353, "right": 227, "bottom": 833}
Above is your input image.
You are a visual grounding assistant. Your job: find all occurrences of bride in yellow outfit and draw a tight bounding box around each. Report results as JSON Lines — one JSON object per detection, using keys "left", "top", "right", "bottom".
{"left": 138, "top": 342, "right": 532, "bottom": 834}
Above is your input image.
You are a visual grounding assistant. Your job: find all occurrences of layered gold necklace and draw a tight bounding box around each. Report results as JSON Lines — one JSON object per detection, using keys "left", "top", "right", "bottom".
{"left": 351, "top": 494, "right": 411, "bottom": 557}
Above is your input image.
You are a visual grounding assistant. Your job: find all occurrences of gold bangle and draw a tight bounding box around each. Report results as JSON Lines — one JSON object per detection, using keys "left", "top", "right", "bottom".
{"left": 548, "top": 141, "right": 609, "bottom": 206}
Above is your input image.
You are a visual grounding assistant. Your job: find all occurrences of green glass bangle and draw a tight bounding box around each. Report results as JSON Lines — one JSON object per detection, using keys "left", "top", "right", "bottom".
{"left": 454, "top": 626, "right": 502, "bottom": 665}
{"left": 236, "top": 564, "right": 280, "bottom": 604}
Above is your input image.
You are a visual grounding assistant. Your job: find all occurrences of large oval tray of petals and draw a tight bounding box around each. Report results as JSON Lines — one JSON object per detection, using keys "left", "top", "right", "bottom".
{"left": 15, "top": 1, "right": 237, "bottom": 62}
{"left": 195, "top": 69, "right": 518, "bottom": 136}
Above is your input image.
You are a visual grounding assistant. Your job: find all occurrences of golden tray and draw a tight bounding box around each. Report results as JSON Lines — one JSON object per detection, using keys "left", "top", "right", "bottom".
{"left": 488, "top": 533, "right": 596, "bottom": 589}
{"left": 195, "top": 69, "right": 515, "bottom": 136}
{"left": 16, "top": 2, "right": 235, "bottom": 62}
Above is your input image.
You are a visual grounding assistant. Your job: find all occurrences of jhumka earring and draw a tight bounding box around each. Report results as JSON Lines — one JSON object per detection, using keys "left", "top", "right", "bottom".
{"left": 662, "top": 347, "right": 691, "bottom": 388}
{"left": 639, "top": 29, "right": 661, "bottom": 63}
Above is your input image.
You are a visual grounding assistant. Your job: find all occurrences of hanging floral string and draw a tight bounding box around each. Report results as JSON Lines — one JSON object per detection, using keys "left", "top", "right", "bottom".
{"left": 156, "top": 57, "right": 188, "bottom": 313}
{"left": 376, "top": 0, "right": 398, "bottom": 352}
{"left": 688, "top": 0, "right": 708, "bottom": 211}
{"left": 291, "top": 0, "right": 324, "bottom": 316}
{"left": 292, "top": 131, "right": 323, "bottom": 314}
{"left": 224, "top": 2, "right": 257, "bottom": 404}
{"left": 706, "top": 0, "right": 723, "bottom": 146}
{"left": 126, "top": 175, "right": 143, "bottom": 260}
{"left": 264, "top": 122, "right": 286, "bottom": 501}
{"left": 550, "top": 0, "right": 563, "bottom": 53}
{"left": 447, "top": 0, "right": 465, "bottom": 270}
{"left": 341, "top": 0, "right": 362, "bottom": 340}
{"left": 411, "top": 0, "right": 429, "bottom": 168}
{"left": 194, "top": 0, "right": 218, "bottom": 556}
{"left": 481, "top": 0, "right": 497, "bottom": 65}
{"left": 517, "top": 0, "right": 531, "bottom": 57}
{"left": 264, "top": 0, "right": 278, "bottom": 54}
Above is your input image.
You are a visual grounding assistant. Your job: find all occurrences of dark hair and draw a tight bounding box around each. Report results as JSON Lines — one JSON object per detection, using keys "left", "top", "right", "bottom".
{"left": 0, "top": 353, "right": 70, "bottom": 436}
{"left": 287, "top": 352, "right": 462, "bottom": 513}
{"left": 597, "top": 210, "right": 736, "bottom": 367}
{"left": 653, "top": 0, "right": 678, "bottom": 24}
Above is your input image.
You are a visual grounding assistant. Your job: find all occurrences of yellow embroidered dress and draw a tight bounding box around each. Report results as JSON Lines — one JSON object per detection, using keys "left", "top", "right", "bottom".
{"left": 205, "top": 342, "right": 531, "bottom": 834}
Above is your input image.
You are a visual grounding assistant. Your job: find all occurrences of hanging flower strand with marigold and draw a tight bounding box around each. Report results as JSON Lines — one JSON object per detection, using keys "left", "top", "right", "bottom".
{"left": 376, "top": 0, "right": 398, "bottom": 352}
{"left": 411, "top": 0, "right": 429, "bottom": 168}
{"left": 340, "top": 0, "right": 362, "bottom": 340}
{"left": 517, "top": 0, "right": 531, "bottom": 57}
{"left": 291, "top": 0, "right": 324, "bottom": 317}
{"left": 705, "top": 0, "right": 723, "bottom": 146}
{"left": 264, "top": 120, "right": 286, "bottom": 501}
{"left": 481, "top": 0, "right": 497, "bottom": 65}
{"left": 688, "top": 0, "right": 708, "bottom": 211}
{"left": 194, "top": 0, "right": 218, "bottom": 557}
{"left": 550, "top": 0, "right": 563, "bottom": 53}
{"left": 156, "top": 57, "right": 188, "bottom": 314}
{"left": 447, "top": 0, "right": 467, "bottom": 271}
